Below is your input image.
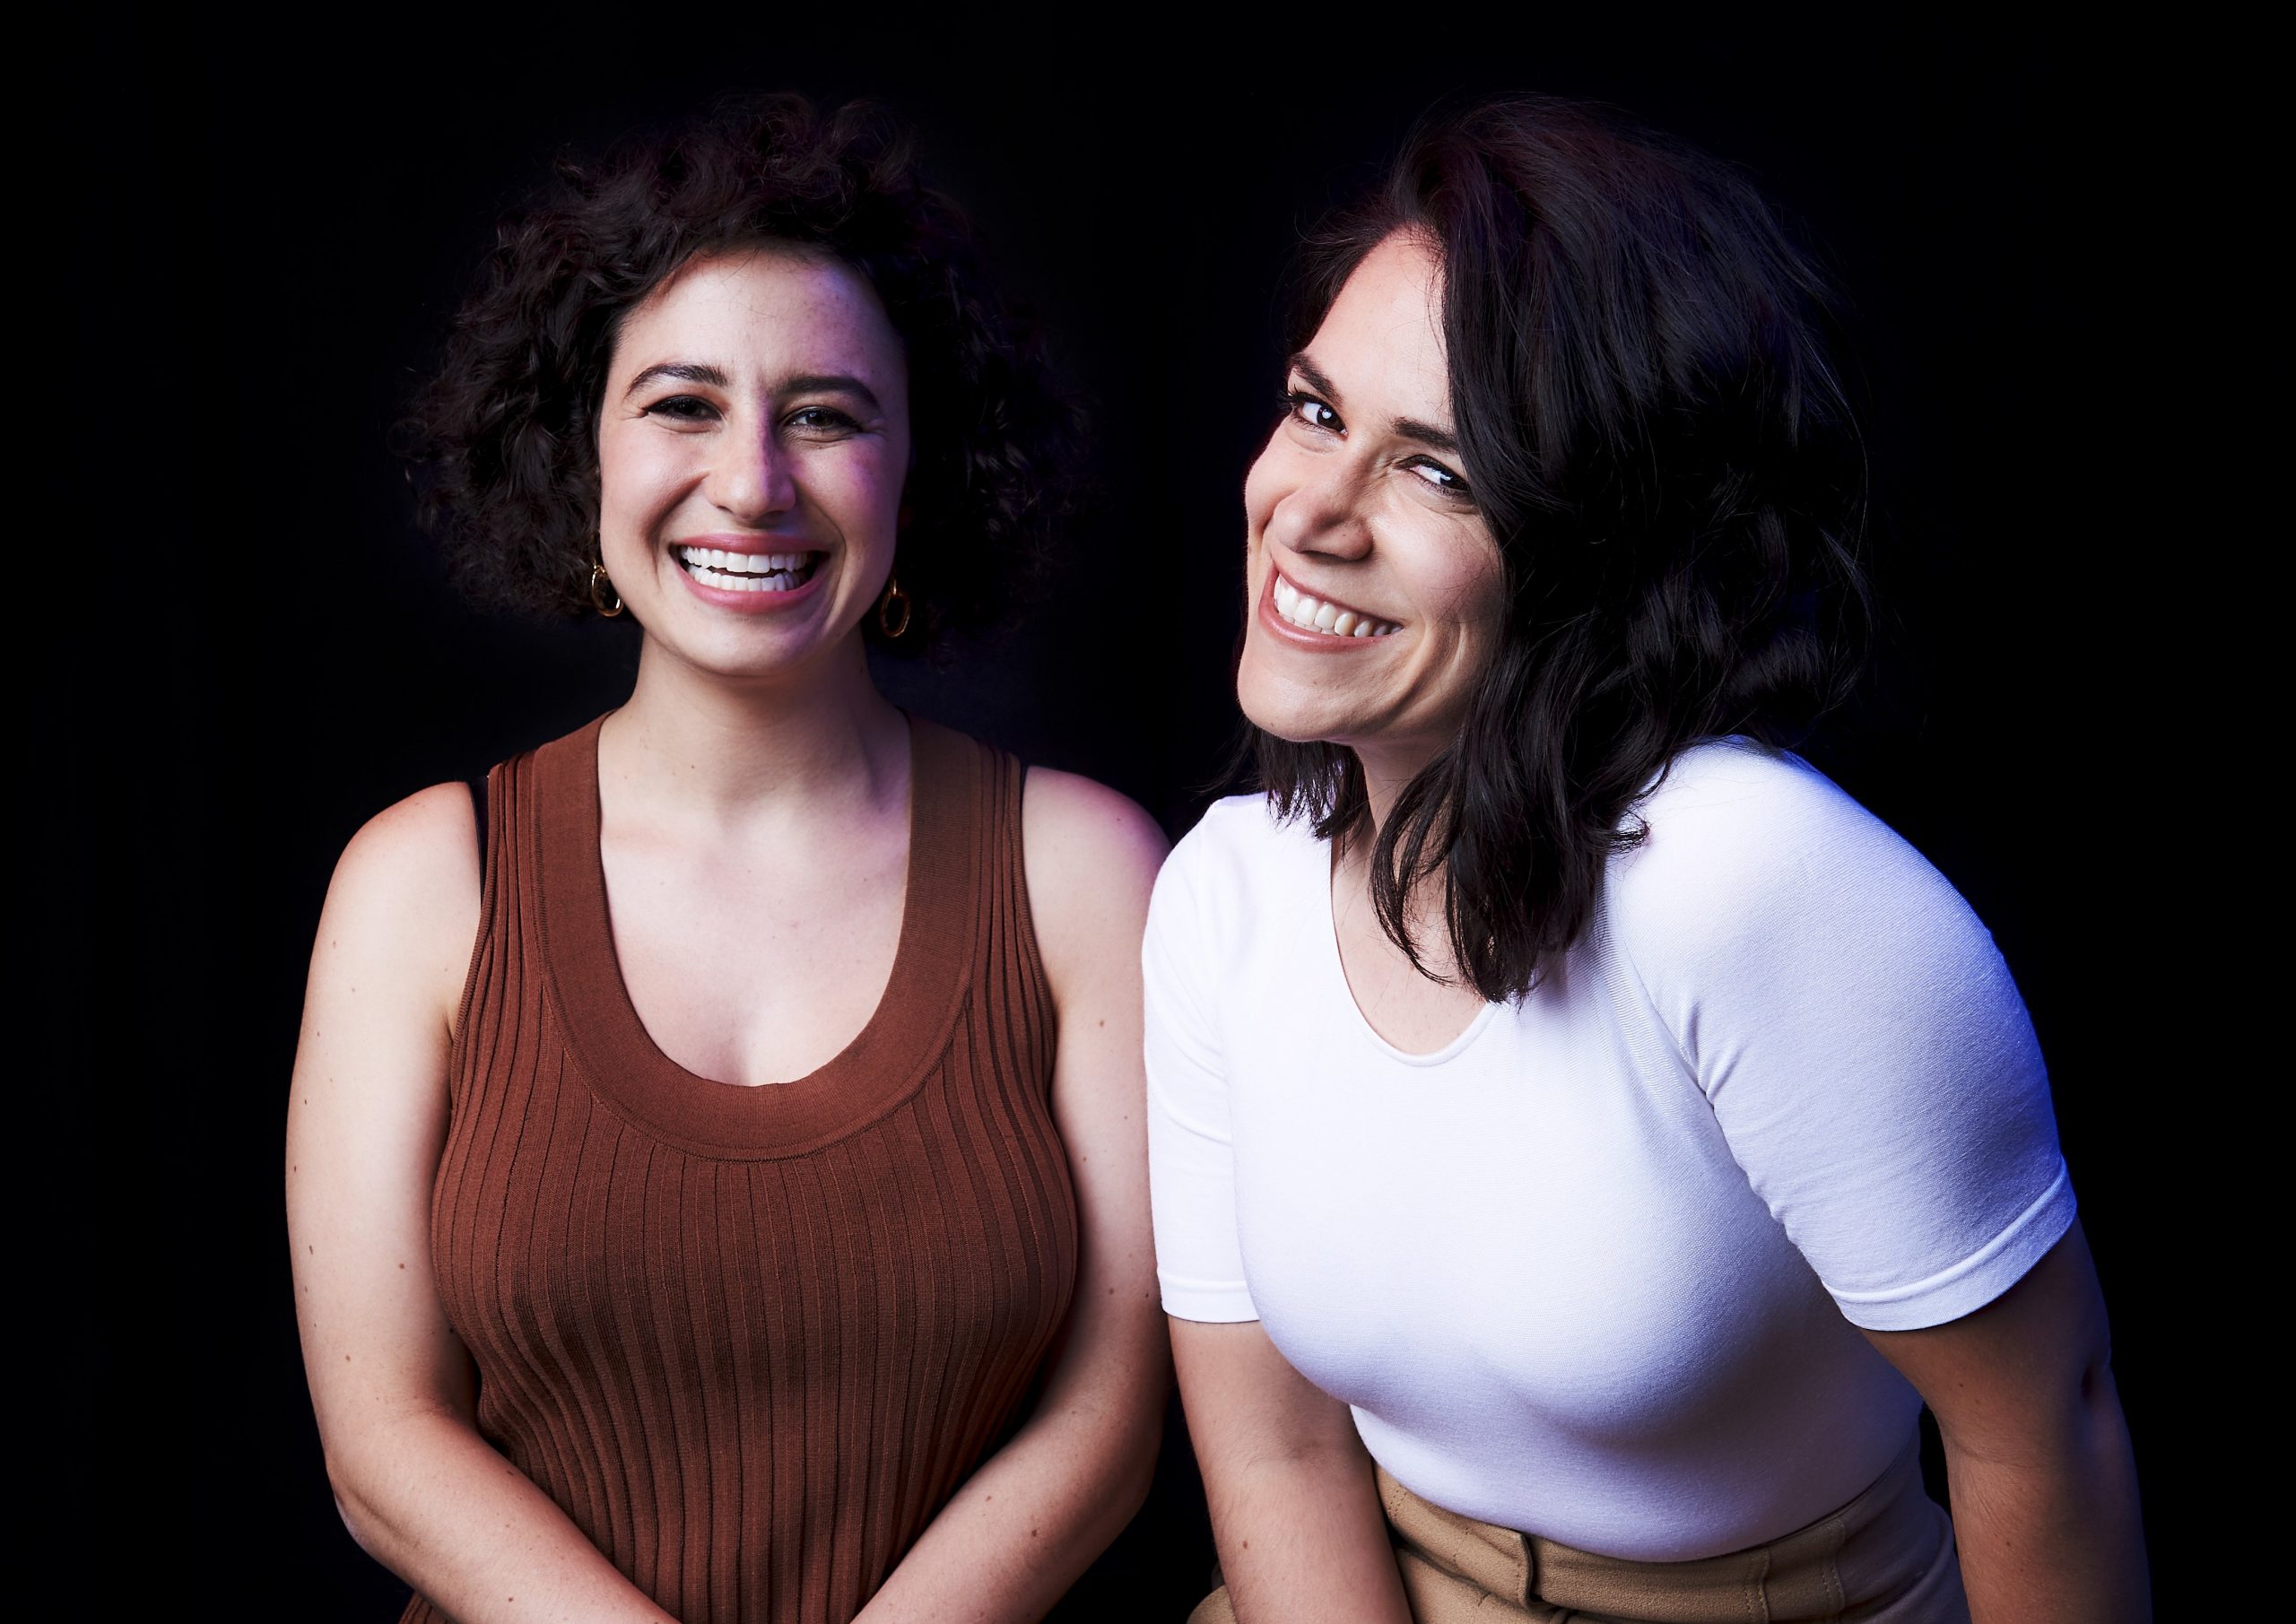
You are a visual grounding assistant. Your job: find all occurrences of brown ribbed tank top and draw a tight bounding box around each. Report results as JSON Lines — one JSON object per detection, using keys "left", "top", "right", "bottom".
{"left": 410, "top": 715, "right": 1079, "bottom": 1624}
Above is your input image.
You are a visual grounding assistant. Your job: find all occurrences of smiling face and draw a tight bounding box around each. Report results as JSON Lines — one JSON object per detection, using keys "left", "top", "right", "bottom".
{"left": 1237, "top": 231, "right": 1508, "bottom": 763}
{"left": 596, "top": 245, "right": 911, "bottom": 682}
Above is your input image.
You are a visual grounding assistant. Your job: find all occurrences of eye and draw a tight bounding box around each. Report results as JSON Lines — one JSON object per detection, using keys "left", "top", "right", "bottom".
{"left": 642, "top": 395, "right": 718, "bottom": 422}
{"left": 1404, "top": 456, "right": 1474, "bottom": 502}
{"left": 1282, "top": 390, "right": 1343, "bottom": 434}
{"left": 786, "top": 404, "right": 862, "bottom": 435}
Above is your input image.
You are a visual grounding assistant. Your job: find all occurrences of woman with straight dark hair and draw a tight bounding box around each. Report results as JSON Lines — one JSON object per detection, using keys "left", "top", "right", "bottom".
{"left": 286, "top": 97, "right": 1168, "bottom": 1624}
{"left": 1147, "top": 99, "right": 2146, "bottom": 1623}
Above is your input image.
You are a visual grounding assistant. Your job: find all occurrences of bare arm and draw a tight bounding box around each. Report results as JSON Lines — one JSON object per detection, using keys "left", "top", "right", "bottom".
{"left": 1864, "top": 1220, "right": 2148, "bottom": 1624}
{"left": 1171, "top": 1318, "right": 1410, "bottom": 1624}
{"left": 855, "top": 769, "right": 1172, "bottom": 1624}
{"left": 285, "top": 786, "right": 677, "bottom": 1624}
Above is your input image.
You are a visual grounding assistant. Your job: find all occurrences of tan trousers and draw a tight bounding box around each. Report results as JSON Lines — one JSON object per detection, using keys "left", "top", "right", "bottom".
{"left": 1187, "top": 1437, "right": 1970, "bottom": 1624}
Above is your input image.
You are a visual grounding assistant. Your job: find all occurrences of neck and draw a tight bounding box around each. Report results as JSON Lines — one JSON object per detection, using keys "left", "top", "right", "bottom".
{"left": 599, "top": 630, "right": 907, "bottom": 825}
{"left": 1349, "top": 730, "right": 1446, "bottom": 839}
{"left": 1335, "top": 729, "right": 1468, "bottom": 979}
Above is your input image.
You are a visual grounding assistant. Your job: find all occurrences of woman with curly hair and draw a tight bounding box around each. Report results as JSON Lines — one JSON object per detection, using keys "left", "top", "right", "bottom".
{"left": 286, "top": 98, "right": 1168, "bottom": 1624}
{"left": 1148, "top": 100, "right": 2147, "bottom": 1623}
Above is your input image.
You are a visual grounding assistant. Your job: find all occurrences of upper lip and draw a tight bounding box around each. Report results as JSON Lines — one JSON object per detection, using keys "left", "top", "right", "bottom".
{"left": 1273, "top": 568, "right": 1388, "bottom": 625}
{"left": 672, "top": 535, "right": 822, "bottom": 556}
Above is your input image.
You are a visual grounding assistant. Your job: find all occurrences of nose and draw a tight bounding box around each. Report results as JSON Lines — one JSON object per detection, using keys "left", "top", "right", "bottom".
{"left": 703, "top": 421, "right": 798, "bottom": 523}
{"left": 1262, "top": 457, "right": 1372, "bottom": 565}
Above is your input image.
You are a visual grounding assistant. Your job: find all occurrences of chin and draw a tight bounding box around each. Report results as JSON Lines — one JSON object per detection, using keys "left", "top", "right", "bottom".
{"left": 1236, "top": 665, "right": 1349, "bottom": 747}
{"left": 660, "top": 618, "right": 831, "bottom": 679}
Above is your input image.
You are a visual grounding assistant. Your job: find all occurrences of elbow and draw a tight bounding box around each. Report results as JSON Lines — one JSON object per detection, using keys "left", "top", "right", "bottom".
{"left": 332, "top": 1492, "right": 380, "bottom": 1560}
{"left": 2050, "top": 1324, "right": 2126, "bottom": 1445}
{"left": 1109, "top": 1418, "right": 1161, "bottom": 1530}
{"left": 1067, "top": 1402, "right": 1161, "bottom": 1550}
{"left": 1106, "top": 1389, "right": 1170, "bottom": 1543}
{"left": 327, "top": 1480, "right": 375, "bottom": 1559}
{"left": 323, "top": 1450, "right": 391, "bottom": 1562}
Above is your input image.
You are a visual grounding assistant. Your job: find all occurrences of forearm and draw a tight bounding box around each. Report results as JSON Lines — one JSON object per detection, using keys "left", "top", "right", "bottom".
{"left": 1205, "top": 1441, "right": 1409, "bottom": 1624}
{"left": 855, "top": 1397, "right": 1158, "bottom": 1624}
{"left": 328, "top": 1407, "right": 677, "bottom": 1624}
{"left": 1944, "top": 1370, "right": 2150, "bottom": 1624}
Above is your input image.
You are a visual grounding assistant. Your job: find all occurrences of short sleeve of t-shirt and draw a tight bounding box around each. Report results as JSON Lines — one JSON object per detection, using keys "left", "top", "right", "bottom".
{"left": 1144, "top": 800, "right": 1261, "bottom": 1323}
{"left": 1607, "top": 745, "right": 2075, "bottom": 1332}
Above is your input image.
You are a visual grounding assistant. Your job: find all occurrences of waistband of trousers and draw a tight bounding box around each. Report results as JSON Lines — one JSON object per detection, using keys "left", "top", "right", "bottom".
{"left": 1378, "top": 1433, "right": 1933, "bottom": 1623}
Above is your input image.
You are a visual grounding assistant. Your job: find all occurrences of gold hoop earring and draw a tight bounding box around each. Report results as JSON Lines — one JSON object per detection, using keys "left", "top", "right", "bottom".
{"left": 877, "top": 574, "right": 912, "bottom": 639}
{"left": 588, "top": 560, "right": 624, "bottom": 618}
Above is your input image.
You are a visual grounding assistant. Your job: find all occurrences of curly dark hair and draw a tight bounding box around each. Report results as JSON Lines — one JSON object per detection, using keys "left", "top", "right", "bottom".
{"left": 1255, "top": 97, "right": 1870, "bottom": 1002}
{"left": 405, "top": 94, "right": 1075, "bottom": 650}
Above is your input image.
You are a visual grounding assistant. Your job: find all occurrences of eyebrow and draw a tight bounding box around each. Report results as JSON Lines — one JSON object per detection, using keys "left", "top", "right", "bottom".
{"left": 1289, "top": 355, "right": 1342, "bottom": 403}
{"left": 622, "top": 361, "right": 883, "bottom": 413}
{"left": 623, "top": 360, "right": 728, "bottom": 396}
{"left": 1287, "top": 352, "right": 1458, "bottom": 455}
{"left": 1394, "top": 416, "right": 1460, "bottom": 456}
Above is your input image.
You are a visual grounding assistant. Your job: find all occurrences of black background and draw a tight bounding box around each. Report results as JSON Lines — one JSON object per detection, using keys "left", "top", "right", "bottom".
{"left": 61, "top": 13, "right": 2198, "bottom": 1618}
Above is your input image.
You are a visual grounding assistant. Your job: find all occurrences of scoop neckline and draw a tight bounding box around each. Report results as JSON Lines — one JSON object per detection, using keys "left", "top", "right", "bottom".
{"left": 535, "top": 712, "right": 977, "bottom": 1159}
{"left": 1316, "top": 839, "right": 1500, "bottom": 1068}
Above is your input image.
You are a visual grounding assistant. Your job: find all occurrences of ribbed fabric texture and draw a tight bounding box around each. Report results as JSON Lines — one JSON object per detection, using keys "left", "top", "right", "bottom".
{"left": 408, "top": 716, "right": 1078, "bottom": 1624}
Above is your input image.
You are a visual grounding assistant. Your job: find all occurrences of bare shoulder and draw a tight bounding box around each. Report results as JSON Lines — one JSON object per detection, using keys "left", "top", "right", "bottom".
{"left": 328, "top": 782, "right": 483, "bottom": 931}
{"left": 1022, "top": 767, "right": 1168, "bottom": 899}
{"left": 1021, "top": 768, "right": 1169, "bottom": 988}
{"left": 310, "top": 782, "right": 485, "bottom": 1031}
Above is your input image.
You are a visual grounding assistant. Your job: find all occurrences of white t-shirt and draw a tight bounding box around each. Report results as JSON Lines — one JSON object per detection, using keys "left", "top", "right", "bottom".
{"left": 1145, "top": 741, "right": 2073, "bottom": 1562}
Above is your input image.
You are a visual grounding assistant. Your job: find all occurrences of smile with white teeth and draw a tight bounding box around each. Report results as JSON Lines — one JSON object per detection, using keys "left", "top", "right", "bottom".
{"left": 1272, "top": 572, "right": 1400, "bottom": 638}
{"left": 673, "top": 544, "right": 820, "bottom": 593}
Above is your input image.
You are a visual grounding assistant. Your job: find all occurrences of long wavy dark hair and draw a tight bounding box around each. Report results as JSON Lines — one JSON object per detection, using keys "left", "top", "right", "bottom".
{"left": 404, "top": 94, "right": 1076, "bottom": 652}
{"left": 1255, "top": 97, "right": 1869, "bottom": 1001}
